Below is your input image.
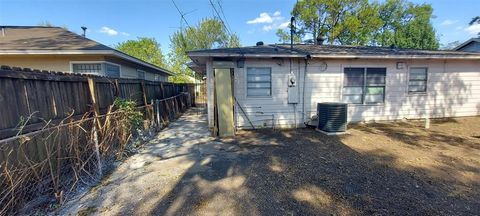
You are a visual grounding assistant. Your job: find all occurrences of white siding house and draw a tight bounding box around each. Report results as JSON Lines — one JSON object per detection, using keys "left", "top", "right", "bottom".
{"left": 189, "top": 44, "right": 480, "bottom": 132}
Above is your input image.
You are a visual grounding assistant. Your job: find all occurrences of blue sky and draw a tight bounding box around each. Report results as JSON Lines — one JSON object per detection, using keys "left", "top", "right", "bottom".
{"left": 1, "top": 0, "right": 479, "bottom": 55}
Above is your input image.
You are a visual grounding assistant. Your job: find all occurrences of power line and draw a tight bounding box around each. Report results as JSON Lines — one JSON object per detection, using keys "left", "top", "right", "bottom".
{"left": 171, "top": 0, "right": 192, "bottom": 29}
{"left": 215, "top": 0, "right": 233, "bottom": 35}
{"left": 208, "top": 0, "right": 233, "bottom": 36}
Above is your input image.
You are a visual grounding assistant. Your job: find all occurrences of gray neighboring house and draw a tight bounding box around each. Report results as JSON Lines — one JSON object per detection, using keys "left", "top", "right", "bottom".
{"left": 0, "top": 26, "right": 173, "bottom": 81}
{"left": 188, "top": 43, "right": 480, "bottom": 134}
{"left": 454, "top": 38, "right": 480, "bottom": 52}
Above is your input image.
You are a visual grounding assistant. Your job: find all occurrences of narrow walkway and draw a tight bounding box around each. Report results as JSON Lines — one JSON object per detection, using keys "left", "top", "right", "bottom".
{"left": 58, "top": 108, "right": 244, "bottom": 215}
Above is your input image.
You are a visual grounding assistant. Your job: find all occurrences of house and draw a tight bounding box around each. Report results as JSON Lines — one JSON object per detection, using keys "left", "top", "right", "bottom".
{"left": 0, "top": 26, "right": 173, "bottom": 81}
{"left": 454, "top": 38, "right": 480, "bottom": 52}
{"left": 187, "top": 43, "right": 480, "bottom": 136}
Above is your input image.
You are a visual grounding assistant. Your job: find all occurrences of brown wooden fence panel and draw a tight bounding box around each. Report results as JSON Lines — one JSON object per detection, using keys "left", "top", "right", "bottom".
{"left": 0, "top": 66, "right": 195, "bottom": 139}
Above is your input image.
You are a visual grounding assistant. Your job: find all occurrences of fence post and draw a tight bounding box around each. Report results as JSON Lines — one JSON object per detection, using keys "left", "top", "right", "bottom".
{"left": 114, "top": 79, "right": 120, "bottom": 97}
{"left": 87, "top": 78, "right": 101, "bottom": 128}
{"left": 160, "top": 82, "right": 165, "bottom": 99}
{"left": 156, "top": 99, "right": 162, "bottom": 128}
{"left": 87, "top": 77, "right": 102, "bottom": 177}
{"left": 150, "top": 99, "right": 155, "bottom": 128}
{"left": 141, "top": 81, "right": 152, "bottom": 122}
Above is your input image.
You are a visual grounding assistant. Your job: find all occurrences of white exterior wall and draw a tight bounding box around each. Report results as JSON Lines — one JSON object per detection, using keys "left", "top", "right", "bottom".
{"left": 205, "top": 58, "right": 480, "bottom": 129}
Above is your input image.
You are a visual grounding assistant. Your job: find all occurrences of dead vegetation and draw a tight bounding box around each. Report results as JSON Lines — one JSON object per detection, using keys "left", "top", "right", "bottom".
{"left": 1, "top": 101, "right": 154, "bottom": 215}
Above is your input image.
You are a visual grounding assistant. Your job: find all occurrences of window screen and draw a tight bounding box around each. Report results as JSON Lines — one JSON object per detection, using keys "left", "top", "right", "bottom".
{"left": 247, "top": 67, "right": 271, "bottom": 96}
{"left": 138, "top": 70, "right": 145, "bottom": 79}
{"left": 343, "top": 68, "right": 364, "bottom": 104}
{"left": 72, "top": 63, "right": 102, "bottom": 74}
{"left": 105, "top": 63, "right": 120, "bottom": 78}
{"left": 343, "top": 67, "right": 386, "bottom": 104}
{"left": 365, "top": 68, "right": 386, "bottom": 104}
{"left": 408, "top": 68, "right": 427, "bottom": 93}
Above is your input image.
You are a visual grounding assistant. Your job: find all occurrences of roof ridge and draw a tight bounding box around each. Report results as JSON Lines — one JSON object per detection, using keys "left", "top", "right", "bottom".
{"left": 0, "top": 25, "right": 63, "bottom": 28}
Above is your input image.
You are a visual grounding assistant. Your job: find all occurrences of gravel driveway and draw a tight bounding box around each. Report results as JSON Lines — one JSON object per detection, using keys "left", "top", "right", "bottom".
{"left": 58, "top": 110, "right": 480, "bottom": 216}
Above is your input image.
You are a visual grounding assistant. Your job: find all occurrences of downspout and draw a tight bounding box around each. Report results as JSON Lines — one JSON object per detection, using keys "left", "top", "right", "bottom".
{"left": 302, "top": 54, "right": 311, "bottom": 125}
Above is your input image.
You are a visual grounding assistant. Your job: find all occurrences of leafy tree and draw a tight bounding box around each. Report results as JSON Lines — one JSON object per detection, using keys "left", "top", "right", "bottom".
{"left": 469, "top": 16, "right": 480, "bottom": 36}
{"left": 38, "top": 21, "right": 68, "bottom": 29}
{"left": 115, "top": 37, "right": 166, "bottom": 68}
{"left": 38, "top": 21, "right": 53, "bottom": 27}
{"left": 284, "top": 0, "right": 439, "bottom": 49}
{"left": 275, "top": 29, "right": 302, "bottom": 44}
{"left": 168, "top": 18, "right": 240, "bottom": 83}
{"left": 290, "top": 0, "right": 382, "bottom": 45}
{"left": 469, "top": 16, "right": 480, "bottom": 25}
{"left": 374, "top": 0, "right": 439, "bottom": 49}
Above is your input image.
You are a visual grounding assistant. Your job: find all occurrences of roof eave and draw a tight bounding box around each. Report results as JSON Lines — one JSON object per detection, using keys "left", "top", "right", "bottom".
{"left": 187, "top": 52, "right": 480, "bottom": 60}
{"left": 187, "top": 52, "right": 305, "bottom": 58}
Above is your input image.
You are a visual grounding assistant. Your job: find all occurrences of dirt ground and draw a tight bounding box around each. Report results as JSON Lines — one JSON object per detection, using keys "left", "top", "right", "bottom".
{"left": 58, "top": 112, "right": 480, "bottom": 216}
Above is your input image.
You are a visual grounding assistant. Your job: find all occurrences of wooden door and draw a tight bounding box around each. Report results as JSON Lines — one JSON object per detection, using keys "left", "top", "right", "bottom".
{"left": 214, "top": 68, "right": 234, "bottom": 137}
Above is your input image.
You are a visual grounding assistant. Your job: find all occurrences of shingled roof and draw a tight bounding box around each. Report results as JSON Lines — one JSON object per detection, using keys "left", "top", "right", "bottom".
{"left": 0, "top": 26, "right": 174, "bottom": 75}
{"left": 188, "top": 44, "right": 480, "bottom": 59}
{"left": 0, "top": 26, "right": 113, "bottom": 51}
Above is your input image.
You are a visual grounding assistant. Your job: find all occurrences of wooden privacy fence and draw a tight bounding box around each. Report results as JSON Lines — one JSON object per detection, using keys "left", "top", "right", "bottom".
{"left": 0, "top": 66, "right": 195, "bottom": 214}
{"left": 0, "top": 66, "right": 195, "bottom": 139}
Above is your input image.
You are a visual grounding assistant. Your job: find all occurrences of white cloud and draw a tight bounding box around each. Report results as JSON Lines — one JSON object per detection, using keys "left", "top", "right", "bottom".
{"left": 440, "top": 19, "right": 458, "bottom": 26}
{"left": 247, "top": 11, "right": 289, "bottom": 32}
{"left": 465, "top": 23, "right": 480, "bottom": 35}
{"left": 247, "top": 11, "right": 284, "bottom": 24}
{"left": 262, "top": 25, "right": 273, "bottom": 31}
{"left": 99, "top": 26, "right": 129, "bottom": 36}
{"left": 278, "top": 21, "right": 290, "bottom": 29}
{"left": 247, "top": 12, "right": 274, "bottom": 24}
{"left": 100, "top": 26, "right": 118, "bottom": 36}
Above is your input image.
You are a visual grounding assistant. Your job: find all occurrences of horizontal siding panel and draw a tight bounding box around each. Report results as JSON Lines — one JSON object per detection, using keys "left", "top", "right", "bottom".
{"left": 211, "top": 58, "right": 480, "bottom": 127}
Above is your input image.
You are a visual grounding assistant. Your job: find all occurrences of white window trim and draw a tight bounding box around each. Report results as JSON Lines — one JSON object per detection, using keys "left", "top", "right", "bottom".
{"left": 407, "top": 66, "right": 428, "bottom": 95}
{"left": 341, "top": 65, "right": 387, "bottom": 105}
{"left": 69, "top": 61, "right": 122, "bottom": 77}
{"left": 245, "top": 66, "right": 273, "bottom": 98}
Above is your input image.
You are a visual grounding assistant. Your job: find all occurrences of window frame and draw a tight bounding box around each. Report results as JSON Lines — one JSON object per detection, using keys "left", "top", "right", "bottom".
{"left": 137, "top": 69, "right": 146, "bottom": 80}
{"left": 104, "top": 62, "right": 121, "bottom": 78}
{"left": 70, "top": 61, "right": 104, "bottom": 75}
{"left": 69, "top": 61, "right": 122, "bottom": 78}
{"left": 246, "top": 67, "right": 272, "bottom": 98}
{"left": 408, "top": 67, "right": 428, "bottom": 94}
{"left": 342, "top": 67, "right": 387, "bottom": 105}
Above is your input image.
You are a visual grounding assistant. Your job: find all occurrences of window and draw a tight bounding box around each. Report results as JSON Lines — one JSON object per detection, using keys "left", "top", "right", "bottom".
{"left": 72, "top": 63, "right": 102, "bottom": 74}
{"left": 72, "top": 62, "right": 120, "bottom": 78}
{"left": 247, "top": 67, "right": 271, "bottom": 96}
{"left": 343, "top": 67, "right": 386, "bottom": 104}
{"left": 137, "top": 70, "right": 145, "bottom": 79}
{"left": 408, "top": 67, "right": 427, "bottom": 93}
{"left": 105, "top": 63, "right": 120, "bottom": 78}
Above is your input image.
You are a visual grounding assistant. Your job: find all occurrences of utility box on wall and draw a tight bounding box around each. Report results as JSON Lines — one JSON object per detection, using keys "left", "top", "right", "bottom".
{"left": 287, "top": 71, "right": 299, "bottom": 104}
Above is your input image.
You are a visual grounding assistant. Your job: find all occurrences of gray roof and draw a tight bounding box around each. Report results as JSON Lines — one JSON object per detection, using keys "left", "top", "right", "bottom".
{"left": 188, "top": 44, "right": 480, "bottom": 59}
{"left": 0, "top": 26, "right": 113, "bottom": 50}
{"left": 453, "top": 38, "right": 480, "bottom": 51}
{"left": 0, "top": 26, "right": 174, "bottom": 75}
